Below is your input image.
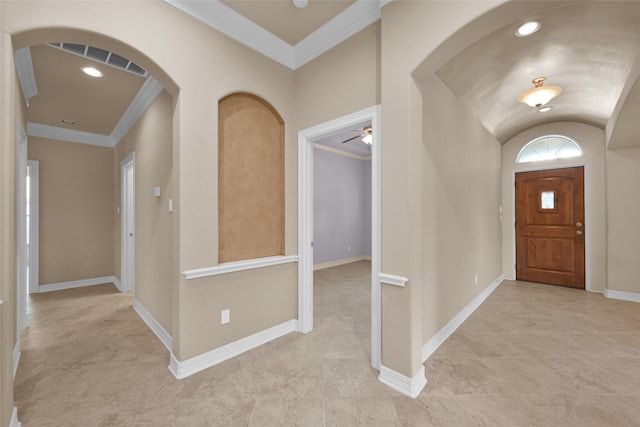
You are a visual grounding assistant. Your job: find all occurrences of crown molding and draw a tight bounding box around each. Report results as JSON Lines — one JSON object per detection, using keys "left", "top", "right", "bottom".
{"left": 111, "top": 76, "right": 164, "bottom": 144}
{"left": 26, "top": 76, "right": 163, "bottom": 148}
{"left": 293, "top": 0, "right": 381, "bottom": 68}
{"left": 162, "top": 0, "right": 382, "bottom": 70}
{"left": 162, "top": 0, "right": 295, "bottom": 69}
{"left": 15, "top": 47, "right": 38, "bottom": 105}
{"left": 27, "top": 122, "right": 114, "bottom": 147}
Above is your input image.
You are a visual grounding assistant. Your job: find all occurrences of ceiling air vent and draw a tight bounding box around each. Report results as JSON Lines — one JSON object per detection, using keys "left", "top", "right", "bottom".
{"left": 48, "top": 43, "right": 148, "bottom": 77}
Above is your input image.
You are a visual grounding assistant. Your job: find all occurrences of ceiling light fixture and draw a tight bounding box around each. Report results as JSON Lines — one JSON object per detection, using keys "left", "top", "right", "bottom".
{"left": 517, "top": 77, "right": 562, "bottom": 108}
{"left": 293, "top": 0, "right": 308, "bottom": 8}
{"left": 538, "top": 106, "right": 553, "bottom": 113}
{"left": 82, "top": 66, "right": 103, "bottom": 77}
{"left": 515, "top": 20, "right": 541, "bottom": 37}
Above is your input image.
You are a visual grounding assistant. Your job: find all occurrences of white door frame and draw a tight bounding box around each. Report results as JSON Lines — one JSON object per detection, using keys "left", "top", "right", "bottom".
{"left": 298, "top": 105, "right": 382, "bottom": 370}
{"left": 16, "top": 121, "right": 28, "bottom": 331}
{"left": 27, "top": 160, "right": 39, "bottom": 295}
{"left": 511, "top": 162, "right": 590, "bottom": 290}
{"left": 121, "top": 152, "right": 135, "bottom": 293}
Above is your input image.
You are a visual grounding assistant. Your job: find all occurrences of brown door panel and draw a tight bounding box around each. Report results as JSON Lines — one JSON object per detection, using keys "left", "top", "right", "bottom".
{"left": 515, "top": 167, "right": 585, "bottom": 289}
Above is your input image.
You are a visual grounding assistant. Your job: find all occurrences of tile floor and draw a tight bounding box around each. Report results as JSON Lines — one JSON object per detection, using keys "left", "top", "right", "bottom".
{"left": 14, "top": 261, "right": 640, "bottom": 426}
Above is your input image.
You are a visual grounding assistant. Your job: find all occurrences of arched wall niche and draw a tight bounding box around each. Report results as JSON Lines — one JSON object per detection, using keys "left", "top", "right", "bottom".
{"left": 218, "top": 92, "right": 285, "bottom": 264}
{"left": 11, "top": 27, "right": 179, "bottom": 96}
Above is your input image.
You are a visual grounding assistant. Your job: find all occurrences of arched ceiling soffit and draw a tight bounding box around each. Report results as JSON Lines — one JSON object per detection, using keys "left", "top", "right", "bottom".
{"left": 414, "top": 1, "right": 640, "bottom": 144}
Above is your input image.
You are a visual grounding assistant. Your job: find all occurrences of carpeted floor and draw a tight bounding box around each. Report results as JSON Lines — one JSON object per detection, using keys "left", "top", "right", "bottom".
{"left": 14, "top": 261, "right": 640, "bottom": 426}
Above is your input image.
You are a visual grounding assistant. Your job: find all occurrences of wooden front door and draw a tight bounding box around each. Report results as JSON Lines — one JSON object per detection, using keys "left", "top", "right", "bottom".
{"left": 515, "top": 166, "right": 585, "bottom": 289}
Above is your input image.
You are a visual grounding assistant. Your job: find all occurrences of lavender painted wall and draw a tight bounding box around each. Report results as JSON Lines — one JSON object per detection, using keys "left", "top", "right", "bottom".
{"left": 313, "top": 148, "right": 371, "bottom": 265}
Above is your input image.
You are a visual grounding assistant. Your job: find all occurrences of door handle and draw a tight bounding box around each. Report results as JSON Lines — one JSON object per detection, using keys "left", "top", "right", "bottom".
{"left": 576, "top": 230, "right": 583, "bottom": 235}
{"left": 576, "top": 222, "right": 582, "bottom": 227}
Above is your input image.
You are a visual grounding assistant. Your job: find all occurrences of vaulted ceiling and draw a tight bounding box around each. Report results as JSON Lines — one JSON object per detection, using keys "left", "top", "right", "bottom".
{"left": 15, "top": 0, "right": 640, "bottom": 149}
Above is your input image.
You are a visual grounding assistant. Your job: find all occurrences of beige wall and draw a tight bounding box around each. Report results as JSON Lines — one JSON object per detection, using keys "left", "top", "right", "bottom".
{"left": 2, "top": 0, "right": 298, "bottom": 362}
{"left": 180, "top": 263, "right": 297, "bottom": 359}
{"left": 28, "top": 138, "right": 114, "bottom": 284}
{"left": 606, "top": 147, "right": 640, "bottom": 294}
{"left": 502, "top": 123, "right": 607, "bottom": 292}
{"left": 0, "top": 24, "right": 20, "bottom": 426}
{"left": 420, "top": 75, "right": 503, "bottom": 343}
{"left": 379, "top": 0, "right": 509, "bottom": 378}
{"left": 115, "top": 90, "right": 174, "bottom": 333}
{"left": 294, "top": 22, "right": 380, "bottom": 130}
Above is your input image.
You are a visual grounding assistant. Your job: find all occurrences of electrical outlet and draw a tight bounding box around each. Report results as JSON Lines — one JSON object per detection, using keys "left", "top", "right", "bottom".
{"left": 221, "top": 309, "right": 230, "bottom": 324}
{"left": 348, "top": 246, "right": 351, "bottom": 252}
{"left": 474, "top": 274, "right": 479, "bottom": 285}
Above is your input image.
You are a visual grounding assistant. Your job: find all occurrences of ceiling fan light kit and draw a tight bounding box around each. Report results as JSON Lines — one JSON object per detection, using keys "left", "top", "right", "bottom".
{"left": 518, "top": 76, "right": 562, "bottom": 108}
{"left": 340, "top": 126, "right": 373, "bottom": 145}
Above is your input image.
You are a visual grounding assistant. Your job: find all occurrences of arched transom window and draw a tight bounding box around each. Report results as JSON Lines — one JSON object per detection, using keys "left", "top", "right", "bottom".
{"left": 516, "top": 135, "right": 583, "bottom": 164}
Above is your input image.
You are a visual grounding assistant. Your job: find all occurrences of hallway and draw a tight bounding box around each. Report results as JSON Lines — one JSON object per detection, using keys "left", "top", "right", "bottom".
{"left": 14, "top": 262, "right": 640, "bottom": 426}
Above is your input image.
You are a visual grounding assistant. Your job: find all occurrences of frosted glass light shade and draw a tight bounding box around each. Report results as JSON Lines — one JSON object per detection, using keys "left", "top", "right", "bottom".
{"left": 518, "top": 77, "right": 561, "bottom": 108}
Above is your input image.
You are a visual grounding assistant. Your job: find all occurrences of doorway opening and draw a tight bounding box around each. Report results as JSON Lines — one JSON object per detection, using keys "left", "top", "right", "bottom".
{"left": 298, "top": 105, "right": 381, "bottom": 370}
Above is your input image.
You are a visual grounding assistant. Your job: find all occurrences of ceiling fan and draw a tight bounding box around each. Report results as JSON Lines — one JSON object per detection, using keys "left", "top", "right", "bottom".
{"left": 340, "top": 126, "right": 373, "bottom": 145}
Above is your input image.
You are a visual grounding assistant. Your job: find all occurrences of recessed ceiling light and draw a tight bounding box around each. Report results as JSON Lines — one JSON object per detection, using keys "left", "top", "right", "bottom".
{"left": 515, "top": 21, "right": 541, "bottom": 37}
{"left": 538, "top": 106, "right": 553, "bottom": 113}
{"left": 82, "top": 66, "right": 103, "bottom": 77}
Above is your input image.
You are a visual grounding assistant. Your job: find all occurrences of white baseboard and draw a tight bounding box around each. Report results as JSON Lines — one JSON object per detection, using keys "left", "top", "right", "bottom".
{"left": 604, "top": 288, "right": 640, "bottom": 303}
{"left": 378, "top": 364, "right": 427, "bottom": 398}
{"left": 422, "top": 274, "right": 504, "bottom": 362}
{"left": 112, "top": 276, "right": 122, "bottom": 292}
{"left": 38, "top": 275, "right": 120, "bottom": 293}
{"left": 10, "top": 407, "right": 21, "bottom": 427}
{"left": 169, "top": 319, "right": 297, "bottom": 379}
{"left": 313, "top": 256, "right": 371, "bottom": 271}
{"left": 13, "top": 337, "right": 20, "bottom": 379}
{"left": 133, "top": 298, "right": 172, "bottom": 352}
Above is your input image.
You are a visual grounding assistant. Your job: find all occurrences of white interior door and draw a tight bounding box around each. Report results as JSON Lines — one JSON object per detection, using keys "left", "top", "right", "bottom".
{"left": 121, "top": 153, "right": 135, "bottom": 293}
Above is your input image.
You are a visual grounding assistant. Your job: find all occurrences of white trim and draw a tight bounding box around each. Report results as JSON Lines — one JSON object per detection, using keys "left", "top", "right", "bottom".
{"left": 27, "top": 160, "right": 39, "bottom": 295}
{"left": 378, "top": 364, "right": 427, "bottom": 399}
{"left": 313, "top": 256, "right": 371, "bottom": 271}
{"left": 169, "top": 319, "right": 297, "bottom": 379}
{"left": 293, "top": 0, "right": 381, "bottom": 69}
{"left": 511, "top": 164, "right": 590, "bottom": 290}
{"left": 111, "top": 76, "right": 164, "bottom": 145}
{"left": 298, "top": 105, "right": 382, "bottom": 369}
{"left": 112, "top": 276, "right": 122, "bottom": 292}
{"left": 133, "top": 298, "right": 172, "bottom": 351}
{"left": 10, "top": 407, "right": 21, "bottom": 427}
{"left": 379, "top": 272, "right": 408, "bottom": 288}
{"left": 603, "top": 289, "right": 640, "bottom": 303}
{"left": 16, "top": 121, "right": 28, "bottom": 332}
{"left": 121, "top": 152, "right": 136, "bottom": 293}
{"left": 162, "top": 0, "right": 381, "bottom": 70}
{"left": 183, "top": 255, "right": 298, "bottom": 280}
{"left": 25, "top": 76, "right": 163, "bottom": 148}
{"left": 13, "top": 337, "right": 21, "bottom": 379}
{"left": 38, "top": 275, "right": 119, "bottom": 293}
{"left": 27, "top": 122, "right": 113, "bottom": 147}
{"left": 422, "top": 275, "right": 504, "bottom": 362}
{"left": 15, "top": 47, "right": 37, "bottom": 105}
{"left": 162, "top": 0, "right": 294, "bottom": 69}
{"left": 313, "top": 143, "right": 372, "bottom": 161}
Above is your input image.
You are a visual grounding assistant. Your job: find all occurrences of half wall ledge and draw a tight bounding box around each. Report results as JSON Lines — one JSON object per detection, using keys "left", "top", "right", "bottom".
{"left": 182, "top": 255, "right": 299, "bottom": 279}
